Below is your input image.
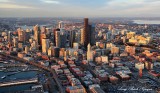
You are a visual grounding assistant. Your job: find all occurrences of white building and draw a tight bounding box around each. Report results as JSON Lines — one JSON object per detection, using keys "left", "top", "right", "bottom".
{"left": 73, "top": 43, "right": 79, "bottom": 50}
{"left": 87, "top": 44, "right": 93, "bottom": 62}
{"left": 135, "top": 63, "right": 144, "bottom": 70}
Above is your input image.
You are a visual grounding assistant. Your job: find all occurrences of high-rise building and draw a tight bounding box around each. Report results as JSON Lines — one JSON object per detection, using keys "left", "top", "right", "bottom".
{"left": 87, "top": 43, "right": 93, "bottom": 62}
{"left": 59, "top": 48, "right": 66, "bottom": 58}
{"left": 8, "top": 31, "right": 11, "bottom": 43}
{"left": 30, "top": 40, "right": 37, "bottom": 50}
{"left": 75, "top": 32, "right": 81, "bottom": 43}
{"left": 106, "top": 32, "right": 112, "bottom": 40}
{"left": 55, "top": 31, "right": 61, "bottom": 48}
{"left": 81, "top": 28, "right": 85, "bottom": 45}
{"left": 48, "top": 46, "right": 53, "bottom": 57}
{"left": 40, "top": 33, "right": 46, "bottom": 45}
{"left": 42, "top": 38, "right": 50, "bottom": 54}
{"left": 90, "top": 24, "right": 95, "bottom": 45}
{"left": 13, "top": 37, "right": 18, "bottom": 47}
{"left": 41, "top": 26, "right": 46, "bottom": 33}
{"left": 58, "top": 21, "right": 64, "bottom": 29}
{"left": 33, "top": 25, "right": 41, "bottom": 46}
{"left": 81, "top": 18, "right": 90, "bottom": 48}
{"left": 53, "top": 47, "right": 60, "bottom": 57}
{"left": 17, "top": 28, "right": 25, "bottom": 42}
{"left": 25, "top": 29, "right": 30, "bottom": 43}
{"left": 60, "top": 32, "right": 67, "bottom": 48}
{"left": 81, "top": 18, "right": 95, "bottom": 48}
{"left": 25, "top": 46, "right": 29, "bottom": 54}
{"left": 69, "top": 31, "right": 75, "bottom": 48}
{"left": 54, "top": 30, "right": 67, "bottom": 48}
{"left": 53, "top": 28, "right": 60, "bottom": 45}
{"left": 58, "top": 21, "right": 65, "bottom": 32}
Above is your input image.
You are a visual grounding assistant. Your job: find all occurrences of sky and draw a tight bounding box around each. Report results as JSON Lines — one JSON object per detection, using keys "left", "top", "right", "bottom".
{"left": 0, "top": 0, "right": 160, "bottom": 17}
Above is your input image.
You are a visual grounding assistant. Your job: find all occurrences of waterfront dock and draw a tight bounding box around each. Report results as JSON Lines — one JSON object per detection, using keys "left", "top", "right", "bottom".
{"left": 0, "top": 52, "right": 65, "bottom": 93}
{"left": 0, "top": 78, "right": 38, "bottom": 87}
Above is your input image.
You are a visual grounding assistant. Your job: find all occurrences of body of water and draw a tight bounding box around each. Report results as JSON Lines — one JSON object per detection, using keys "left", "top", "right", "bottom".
{"left": 0, "top": 71, "right": 37, "bottom": 93}
{"left": 0, "top": 84, "right": 35, "bottom": 93}
{"left": 133, "top": 20, "right": 160, "bottom": 24}
{"left": 0, "top": 61, "right": 38, "bottom": 93}
{"left": 16, "top": 24, "right": 52, "bottom": 30}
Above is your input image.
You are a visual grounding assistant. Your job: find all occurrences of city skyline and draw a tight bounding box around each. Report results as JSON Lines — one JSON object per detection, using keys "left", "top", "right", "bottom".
{"left": 0, "top": 0, "right": 160, "bottom": 17}
{"left": 0, "top": 15, "right": 160, "bottom": 92}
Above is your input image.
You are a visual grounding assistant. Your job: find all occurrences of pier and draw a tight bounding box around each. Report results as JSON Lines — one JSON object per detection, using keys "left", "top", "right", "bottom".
{"left": 3, "top": 64, "right": 27, "bottom": 67}
{"left": 0, "top": 52, "right": 65, "bottom": 93}
{"left": 0, "top": 78, "right": 38, "bottom": 87}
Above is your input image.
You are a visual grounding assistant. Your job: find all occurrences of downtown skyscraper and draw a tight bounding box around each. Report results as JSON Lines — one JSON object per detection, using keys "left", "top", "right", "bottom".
{"left": 81, "top": 18, "right": 95, "bottom": 49}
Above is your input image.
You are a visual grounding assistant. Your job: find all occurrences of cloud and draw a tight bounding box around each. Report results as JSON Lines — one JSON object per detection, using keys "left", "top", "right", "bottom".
{"left": 40, "top": 0, "right": 60, "bottom": 4}
{"left": 145, "top": 0, "right": 160, "bottom": 2}
{"left": 0, "top": 4, "right": 35, "bottom": 9}
{"left": 0, "top": 0, "right": 10, "bottom": 3}
{"left": 99, "top": 0, "right": 160, "bottom": 17}
{"left": 0, "top": 0, "right": 160, "bottom": 17}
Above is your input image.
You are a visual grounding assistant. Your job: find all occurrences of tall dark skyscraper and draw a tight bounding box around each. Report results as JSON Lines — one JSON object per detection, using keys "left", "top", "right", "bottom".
{"left": 81, "top": 18, "right": 95, "bottom": 48}
{"left": 60, "top": 32, "right": 67, "bottom": 48}
{"left": 90, "top": 24, "right": 95, "bottom": 45}
{"left": 84, "top": 18, "right": 88, "bottom": 29}
{"left": 81, "top": 18, "right": 90, "bottom": 48}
